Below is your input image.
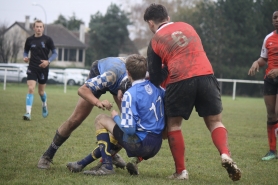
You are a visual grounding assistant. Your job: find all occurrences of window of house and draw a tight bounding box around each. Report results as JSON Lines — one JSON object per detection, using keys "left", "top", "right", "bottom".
{"left": 69, "top": 49, "right": 76, "bottom": 62}
{"left": 79, "top": 49, "right": 83, "bottom": 62}
{"left": 64, "top": 49, "right": 68, "bottom": 61}
{"left": 58, "top": 48, "right": 62, "bottom": 61}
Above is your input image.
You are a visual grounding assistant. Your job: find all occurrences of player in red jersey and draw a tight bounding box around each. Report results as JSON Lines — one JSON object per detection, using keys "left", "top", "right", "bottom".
{"left": 248, "top": 10, "right": 278, "bottom": 161}
{"left": 143, "top": 3, "right": 241, "bottom": 181}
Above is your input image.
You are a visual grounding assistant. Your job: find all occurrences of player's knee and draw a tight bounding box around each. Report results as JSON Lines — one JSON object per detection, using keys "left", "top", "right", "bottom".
{"left": 94, "top": 114, "right": 107, "bottom": 127}
{"left": 38, "top": 90, "right": 44, "bottom": 96}
{"left": 28, "top": 87, "right": 35, "bottom": 94}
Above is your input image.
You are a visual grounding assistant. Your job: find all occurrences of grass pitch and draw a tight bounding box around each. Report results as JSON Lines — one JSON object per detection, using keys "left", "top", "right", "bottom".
{"left": 0, "top": 83, "right": 277, "bottom": 185}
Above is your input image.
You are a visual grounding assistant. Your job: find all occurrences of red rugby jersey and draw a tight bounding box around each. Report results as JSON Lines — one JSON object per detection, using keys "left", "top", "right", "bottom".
{"left": 150, "top": 22, "right": 213, "bottom": 86}
{"left": 260, "top": 31, "right": 278, "bottom": 75}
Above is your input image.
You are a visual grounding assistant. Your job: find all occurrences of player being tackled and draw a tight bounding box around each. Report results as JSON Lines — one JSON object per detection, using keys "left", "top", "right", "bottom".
{"left": 66, "top": 54, "right": 165, "bottom": 176}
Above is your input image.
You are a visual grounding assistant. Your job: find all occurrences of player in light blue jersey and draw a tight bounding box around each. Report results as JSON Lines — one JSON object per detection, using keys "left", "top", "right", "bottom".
{"left": 38, "top": 57, "right": 128, "bottom": 169}
{"left": 66, "top": 54, "right": 165, "bottom": 176}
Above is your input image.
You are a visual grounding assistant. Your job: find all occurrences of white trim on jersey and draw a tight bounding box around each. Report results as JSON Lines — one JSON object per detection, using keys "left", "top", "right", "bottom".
{"left": 120, "top": 91, "right": 133, "bottom": 128}
{"left": 85, "top": 71, "right": 116, "bottom": 92}
{"left": 260, "top": 32, "right": 274, "bottom": 59}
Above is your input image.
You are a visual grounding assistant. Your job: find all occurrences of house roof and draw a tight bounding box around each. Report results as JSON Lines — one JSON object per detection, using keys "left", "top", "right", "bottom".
{"left": 8, "top": 22, "right": 87, "bottom": 49}
{"left": 5, "top": 21, "right": 138, "bottom": 54}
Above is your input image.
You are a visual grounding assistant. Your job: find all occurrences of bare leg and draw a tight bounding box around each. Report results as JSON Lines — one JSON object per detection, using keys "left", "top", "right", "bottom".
{"left": 37, "top": 97, "right": 94, "bottom": 169}
{"left": 38, "top": 83, "right": 46, "bottom": 96}
{"left": 58, "top": 97, "right": 94, "bottom": 137}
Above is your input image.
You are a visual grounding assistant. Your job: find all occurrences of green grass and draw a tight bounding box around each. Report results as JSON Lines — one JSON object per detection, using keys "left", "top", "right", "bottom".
{"left": 0, "top": 83, "right": 277, "bottom": 185}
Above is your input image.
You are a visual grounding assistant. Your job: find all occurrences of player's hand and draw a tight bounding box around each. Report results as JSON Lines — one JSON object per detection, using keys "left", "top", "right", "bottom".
{"left": 111, "top": 110, "right": 119, "bottom": 118}
{"left": 39, "top": 60, "right": 49, "bottom": 68}
{"left": 248, "top": 61, "right": 259, "bottom": 76}
{"left": 266, "top": 69, "right": 278, "bottom": 79}
{"left": 95, "top": 100, "right": 113, "bottom": 111}
{"left": 102, "top": 100, "right": 113, "bottom": 111}
{"left": 23, "top": 57, "right": 29, "bottom": 63}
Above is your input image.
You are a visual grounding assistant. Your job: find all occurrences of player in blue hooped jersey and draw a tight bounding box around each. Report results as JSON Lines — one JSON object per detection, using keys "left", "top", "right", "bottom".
{"left": 66, "top": 54, "right": 165, "bottom": 176}
{"left": 38, "top": 57, "right": 129, "bottom": 169}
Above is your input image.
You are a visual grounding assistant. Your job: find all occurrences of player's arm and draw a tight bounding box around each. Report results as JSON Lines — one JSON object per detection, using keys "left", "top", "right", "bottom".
{"left": 147, "top": 41, "right": 168, "bottom": 87}
{"left": 117, "top": 92, "right": 137, "bottom": 135}
{"left": 47, "top": 37, "right": 58, "bottom": 64}
{"left": 117, "top": 77, "right": 132, "bottom": 101}
{"left": 23, "top": 39, "right": 30, "bottom": 63}
{"left": 78, "top": 72, "right": 116, "bottom": 110}
{"left": 112, "top": 112, "right": 135, "bottom": 135}
{"left": 249, "top": 36, "right": 268, "bottom": 76}
{"left": 248, "top": 57, "right": 267, "bottom": 76}
{"left": 48, "top": 49, "right": 58, "bottom": 63}
{"left": 78, "top": 85, "right": 112, "bottom": 110}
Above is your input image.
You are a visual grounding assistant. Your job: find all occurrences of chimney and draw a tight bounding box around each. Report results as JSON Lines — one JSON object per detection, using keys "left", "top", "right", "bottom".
{"left": 25, "top": 16, "right": 30, "bottom": 30}
{"left": 79, "top": 24, "right": 85, "bottom": 43}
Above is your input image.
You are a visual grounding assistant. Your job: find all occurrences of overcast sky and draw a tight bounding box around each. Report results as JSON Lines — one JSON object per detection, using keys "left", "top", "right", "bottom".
{"left": 0, "top": 0, "right": 126, "bottom": 27}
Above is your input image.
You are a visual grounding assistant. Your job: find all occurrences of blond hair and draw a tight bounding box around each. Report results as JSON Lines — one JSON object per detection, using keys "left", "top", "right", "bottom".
{"left": 33, "top": 20, "right": 44, "bottom": 28}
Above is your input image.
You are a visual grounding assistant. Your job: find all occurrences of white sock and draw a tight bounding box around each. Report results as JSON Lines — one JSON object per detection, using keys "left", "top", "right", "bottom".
{"left": 26, "top": 105, "right": 32, "bottom": 114}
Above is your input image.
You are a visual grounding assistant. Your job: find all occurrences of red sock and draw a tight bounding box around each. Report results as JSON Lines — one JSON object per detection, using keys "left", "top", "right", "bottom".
{"left": 211, "top": 127, "right": 230, "bottom": 156}
{"left": 267, "top": 122, "right": 278, "bottom": 151}
{"left": 168, "top": 130, "right": 185, "bottom": 173}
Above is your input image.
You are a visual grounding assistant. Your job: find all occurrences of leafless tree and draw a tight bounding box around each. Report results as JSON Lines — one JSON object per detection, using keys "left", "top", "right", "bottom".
{"left": 10, "top": 29, "right": 23, "bottom": 62}
{"left": 119, "top": 0, "right": 201, "bottom": 50}
{"left": 0, "top": 24, "right": 11, "bottom": 63}
{"left": 0, "top": 23, "right": 23, "bottom": 63}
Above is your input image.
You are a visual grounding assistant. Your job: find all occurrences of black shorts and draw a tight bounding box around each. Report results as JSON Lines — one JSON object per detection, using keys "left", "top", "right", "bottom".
{"left": 88, "top": 60, "right": 115, "bottom": 98}
{"left": 165, "top": 75, "right": 223, "bottom": 120}
{"left": 26, "top": 66, "right": 48, "bottom": 84}
{"left": 112, "top": 124, "right": 162, "bottom": 160}
{"left": 264, "top": 76, "right": 278, "bottom": 95}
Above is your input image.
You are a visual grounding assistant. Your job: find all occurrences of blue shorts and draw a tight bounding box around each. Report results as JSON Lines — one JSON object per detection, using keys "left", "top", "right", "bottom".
{"left": 112, "top": 124, "right": 162, "bottom": 160}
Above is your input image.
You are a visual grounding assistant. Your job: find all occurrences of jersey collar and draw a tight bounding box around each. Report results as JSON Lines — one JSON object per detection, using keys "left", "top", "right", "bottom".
{"left": 156, "top": 22, "right": 174, "bottom": 33}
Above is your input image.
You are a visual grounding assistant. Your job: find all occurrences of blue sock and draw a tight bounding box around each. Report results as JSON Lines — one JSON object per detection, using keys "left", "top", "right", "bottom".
{"left": 97, "top": 130, "right": 112, "bottom": 170}
{"left": 26, "top": 94, "right": 34, "bottom": 106}
{"left": 26, "top": 94, "right": 34, "bottom": 114}
{"left": 40, "top": 92, "right": 47, "bottom": 103}
{"left": 77, "top": 151, "right": 98, "bottom": 167}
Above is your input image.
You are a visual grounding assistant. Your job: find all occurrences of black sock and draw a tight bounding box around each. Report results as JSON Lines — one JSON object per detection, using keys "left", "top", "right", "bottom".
{"left": 43, "top": 130, "right": 69, "bottom": 159}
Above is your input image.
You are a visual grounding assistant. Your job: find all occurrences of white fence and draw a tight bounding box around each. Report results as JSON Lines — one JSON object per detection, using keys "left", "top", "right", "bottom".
{"left": 217, "top": 79, "right": 263, "bottom": 100}
{"left": 0, "top": 67, "right": 69, "bottom": 93}
{"left": 0, "top": 67, "right": 21, "bottom": 91}
{"left": 1, "top": 67, "right": 264, "bottom": 99}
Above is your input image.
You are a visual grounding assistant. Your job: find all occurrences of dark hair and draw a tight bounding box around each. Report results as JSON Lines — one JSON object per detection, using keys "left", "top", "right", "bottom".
{"left": 126, "top": 54, "right": 147, "bottom": 80}
{"left": 144, "top": 3, "right": 168, "bottom": 24}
